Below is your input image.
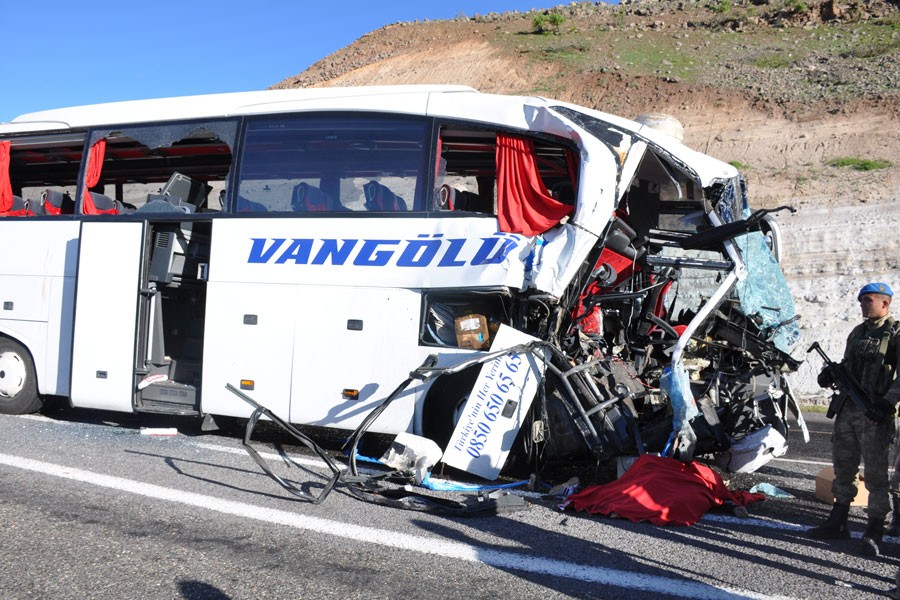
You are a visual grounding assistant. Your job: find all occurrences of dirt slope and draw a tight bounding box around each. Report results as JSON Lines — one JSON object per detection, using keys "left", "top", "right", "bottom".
{"left": 274, "top": 0, "right": 900, "bottom": 398}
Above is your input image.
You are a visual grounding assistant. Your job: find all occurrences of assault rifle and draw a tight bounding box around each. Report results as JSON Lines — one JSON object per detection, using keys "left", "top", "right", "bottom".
{"left": 807, "top": 341, "right": 890, "bottom": 422}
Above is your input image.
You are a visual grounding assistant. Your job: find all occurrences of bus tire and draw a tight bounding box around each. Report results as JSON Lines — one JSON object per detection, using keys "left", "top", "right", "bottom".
{"left": 421, "top": 365, "right": 481, "bottom": 451}
{"left": 0, "top": 337, "right": 42, "bottom": 415}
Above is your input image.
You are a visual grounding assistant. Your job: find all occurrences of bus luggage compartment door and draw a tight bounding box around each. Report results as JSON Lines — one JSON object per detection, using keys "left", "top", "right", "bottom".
{"left": 70, "top": 221, "right": 144, "bottom": 411}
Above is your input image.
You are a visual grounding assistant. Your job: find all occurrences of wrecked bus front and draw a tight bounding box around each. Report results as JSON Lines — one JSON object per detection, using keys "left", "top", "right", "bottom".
{"left": 418, "top": 99, "right": 802, "bottom": 479}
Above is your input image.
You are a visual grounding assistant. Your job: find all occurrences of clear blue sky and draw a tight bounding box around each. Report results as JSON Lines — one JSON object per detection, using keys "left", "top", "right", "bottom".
{"left": 0, "top": 1, "right": 615, "bottom": 123}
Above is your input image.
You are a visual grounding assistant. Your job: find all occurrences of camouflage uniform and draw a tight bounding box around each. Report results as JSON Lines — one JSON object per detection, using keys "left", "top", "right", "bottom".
{"left": 831, "top": 314, "right": 900, "bottom": 518}
{"left": 832, "top": 404, "right": 895, "bottom": 517}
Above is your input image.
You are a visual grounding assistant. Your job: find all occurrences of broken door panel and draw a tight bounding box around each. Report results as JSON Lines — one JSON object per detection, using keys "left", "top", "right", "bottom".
{"left": 441, "top": 326, "right": 545, "bottom": 480}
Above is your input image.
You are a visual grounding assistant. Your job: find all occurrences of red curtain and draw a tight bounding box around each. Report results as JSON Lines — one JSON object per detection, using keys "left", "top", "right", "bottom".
{"left": 0, "top": 141, "right": 12, "bottom": 213}
{"left": 495, "top": 134, "right": 572, "bottom": 237}
{"left": 82, "top": 139, "right": 116, "bottom": 215}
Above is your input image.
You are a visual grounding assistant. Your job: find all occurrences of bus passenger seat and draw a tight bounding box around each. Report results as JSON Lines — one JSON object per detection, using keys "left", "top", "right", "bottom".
{"left": 439, "top": 184, "right": 488, "bottom": 213}
{"left": 41, "top": 190, "right": 75, "bottom": 215}
{"left": 1, "top": 196, "right": 34, "bottom": 217}
{"left": 454, "top": 190, "right": 488, "bottom": 213}
{"left": 236, "top": 196, "right": 267, "bottom": 212}
{"left": 436, "top": 184, "right": 456, "bottom": 210}
{"left": 292, "top": 182, "right": 338, "bottom": 212}
{"left": 363, "top": 181, "right": 407, "bottom": 211}
{"left": 87, "top": 193, "right": 120, "bottom": 215}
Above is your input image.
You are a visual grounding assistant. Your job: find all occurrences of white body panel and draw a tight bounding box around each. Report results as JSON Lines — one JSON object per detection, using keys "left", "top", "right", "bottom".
{"left": 203, "top": 218, "right": 482, "bottom": 433}
{"left": 200, "top": 281, "right": 298, "bottom": 421}
{"left": 289, "top": 286, "right": 425, "bottom": 431}
{"left": 0, "top": 221, "right": 80, "bottom": 396}
{"left": 209, "top": 217, "right": 530, "bottom": 290}
{"left": 69, "top": 222, "right": 143, "bottom": 411}
{"left": 201, "top": 282, "right": 433, "bottom": 434}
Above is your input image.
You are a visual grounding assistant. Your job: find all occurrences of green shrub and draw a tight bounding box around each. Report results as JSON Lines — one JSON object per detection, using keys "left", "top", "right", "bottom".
{"left": 826, "top": 157, "right": 892, "bottom": 171}
{"left": 710, "top": 0, "right": 732, "bottom": 14}
{"left": 548, "top": 12, "right": 566, "bottom": 33}
{"left": 533, "top": 11, "right": 565, "bottom": 35}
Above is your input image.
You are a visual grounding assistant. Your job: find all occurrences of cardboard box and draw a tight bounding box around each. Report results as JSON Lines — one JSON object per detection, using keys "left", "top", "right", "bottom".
{"left": 815, "top": 466, "right": 868, "bottom": 507}
{"left": 455, "top": 314, "right": 490, "bottom": 350}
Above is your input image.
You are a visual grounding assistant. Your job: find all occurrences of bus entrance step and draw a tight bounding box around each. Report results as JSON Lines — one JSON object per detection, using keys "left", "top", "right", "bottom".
{"left": 137, "top": 380, "right": 199, "bottom": 416}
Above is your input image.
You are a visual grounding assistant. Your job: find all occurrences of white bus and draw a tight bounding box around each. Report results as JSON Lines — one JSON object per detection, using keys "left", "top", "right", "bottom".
{"left": 0, "top": 85, "right": 802, "bottom": 478}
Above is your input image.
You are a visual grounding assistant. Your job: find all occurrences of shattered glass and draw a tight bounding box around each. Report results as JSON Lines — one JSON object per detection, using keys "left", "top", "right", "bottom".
{"left": 90, "top": 122, "right": 238, "bottom": 150}
{"left": 713, "top": 177, "right": 799, "bottom": 354}
{"left": 733, "top": 231, "right": 800, "bottom": 353}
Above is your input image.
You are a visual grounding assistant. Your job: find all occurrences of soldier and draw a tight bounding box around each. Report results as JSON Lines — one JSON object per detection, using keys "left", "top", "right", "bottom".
{"left": 808, "top": 282, "right": 900, "bottom": 557}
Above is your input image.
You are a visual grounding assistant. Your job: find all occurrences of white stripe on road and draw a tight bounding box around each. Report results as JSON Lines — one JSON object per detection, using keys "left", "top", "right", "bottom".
{"left": 0, "top": 452, "right": 794, "bottom": 600}
{"left": 771, "top": 457, "right": 832, "bottom": 467}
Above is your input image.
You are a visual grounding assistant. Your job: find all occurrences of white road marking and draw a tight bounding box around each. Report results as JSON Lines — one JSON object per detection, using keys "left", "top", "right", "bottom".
{"left": 771, "top": 457, "right": 832, "bottom": 467}
{"left": 0, "top": 451, "right": 795, "bottom": 600}
{"left": 193, "top": 441, "right": 335, "bottom": 470}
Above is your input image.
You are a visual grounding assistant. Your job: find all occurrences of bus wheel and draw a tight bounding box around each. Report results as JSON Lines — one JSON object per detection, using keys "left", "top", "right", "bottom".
{"left": 421, "top": 365, "right": 481, "bottom": 451}
{"left": 0, "top": 337, "right": 42, "bottom": 415}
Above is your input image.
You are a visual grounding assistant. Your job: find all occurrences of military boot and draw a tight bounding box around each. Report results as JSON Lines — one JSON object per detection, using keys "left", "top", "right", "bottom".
{"left": 808, "top": 502, "right": 851, "bottom": 539}
{"left": 886, "top": 495, "right": 900, "bottom": 537}
{"left": 861, "top": 516, "right": 886, "bottom": 557}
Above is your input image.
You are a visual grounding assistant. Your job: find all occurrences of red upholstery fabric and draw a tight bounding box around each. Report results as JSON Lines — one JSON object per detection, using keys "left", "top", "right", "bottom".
{"left": 82, "top": 139, "right": 117, "bottom": 215}
{"left": 6, "top": 196, "right": 34, "bottom": 217}
{"left": 293, "top": 183, "right": 333, "bottom": 211}
{"left": 42, "top": 190, "right": 74, "bottom": 215}
{"left": 565, "top": 454, "right": 764, "bottom": 526}
{"left": 495, "top": 134, "right": 572, "bottom": 237}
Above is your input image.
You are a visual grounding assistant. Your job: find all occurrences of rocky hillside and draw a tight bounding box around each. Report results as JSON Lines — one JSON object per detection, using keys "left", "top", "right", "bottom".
{"left": 274, "top": 0, "right": 900, "bottom": 399}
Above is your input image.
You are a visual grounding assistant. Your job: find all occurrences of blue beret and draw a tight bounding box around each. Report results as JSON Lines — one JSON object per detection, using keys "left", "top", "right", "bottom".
{"left": 858, "top": 282, "right": 894, "bottom": 299}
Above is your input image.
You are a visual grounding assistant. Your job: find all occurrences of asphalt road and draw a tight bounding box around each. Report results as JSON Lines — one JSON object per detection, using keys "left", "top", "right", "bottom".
{"left": 0, "top": 404, "right": 897, "bottom": 600}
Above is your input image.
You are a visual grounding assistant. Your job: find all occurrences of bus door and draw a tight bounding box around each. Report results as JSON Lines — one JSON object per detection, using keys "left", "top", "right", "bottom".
{"left": 69, "top": 221, "right": 144, "bottom": 411}
{"left": 133, "top": 219, "right": 211, "bottom": 416}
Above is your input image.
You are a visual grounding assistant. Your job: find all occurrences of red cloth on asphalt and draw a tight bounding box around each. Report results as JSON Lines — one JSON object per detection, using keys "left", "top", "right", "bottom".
{"left": 564, "top": 454, "right": 765, "bottom": 526}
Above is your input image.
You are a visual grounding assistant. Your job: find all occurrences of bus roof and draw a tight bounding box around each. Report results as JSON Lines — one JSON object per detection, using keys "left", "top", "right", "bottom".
{"left": 3, "top": 85, "right": 480, "bottom": 131}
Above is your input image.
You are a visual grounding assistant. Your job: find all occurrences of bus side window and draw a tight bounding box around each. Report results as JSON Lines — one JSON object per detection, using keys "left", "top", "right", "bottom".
{"left": 3, "top": 135, "right": 85, "bottom": 216}
{"left": 237, "top": 114, "right": 427, "bottom": 214}
{"left": 80, "top": 123, "right": 234, "bottom": 214}
{"left": 434, "top": 128, "right": 497, "bottom": 215}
